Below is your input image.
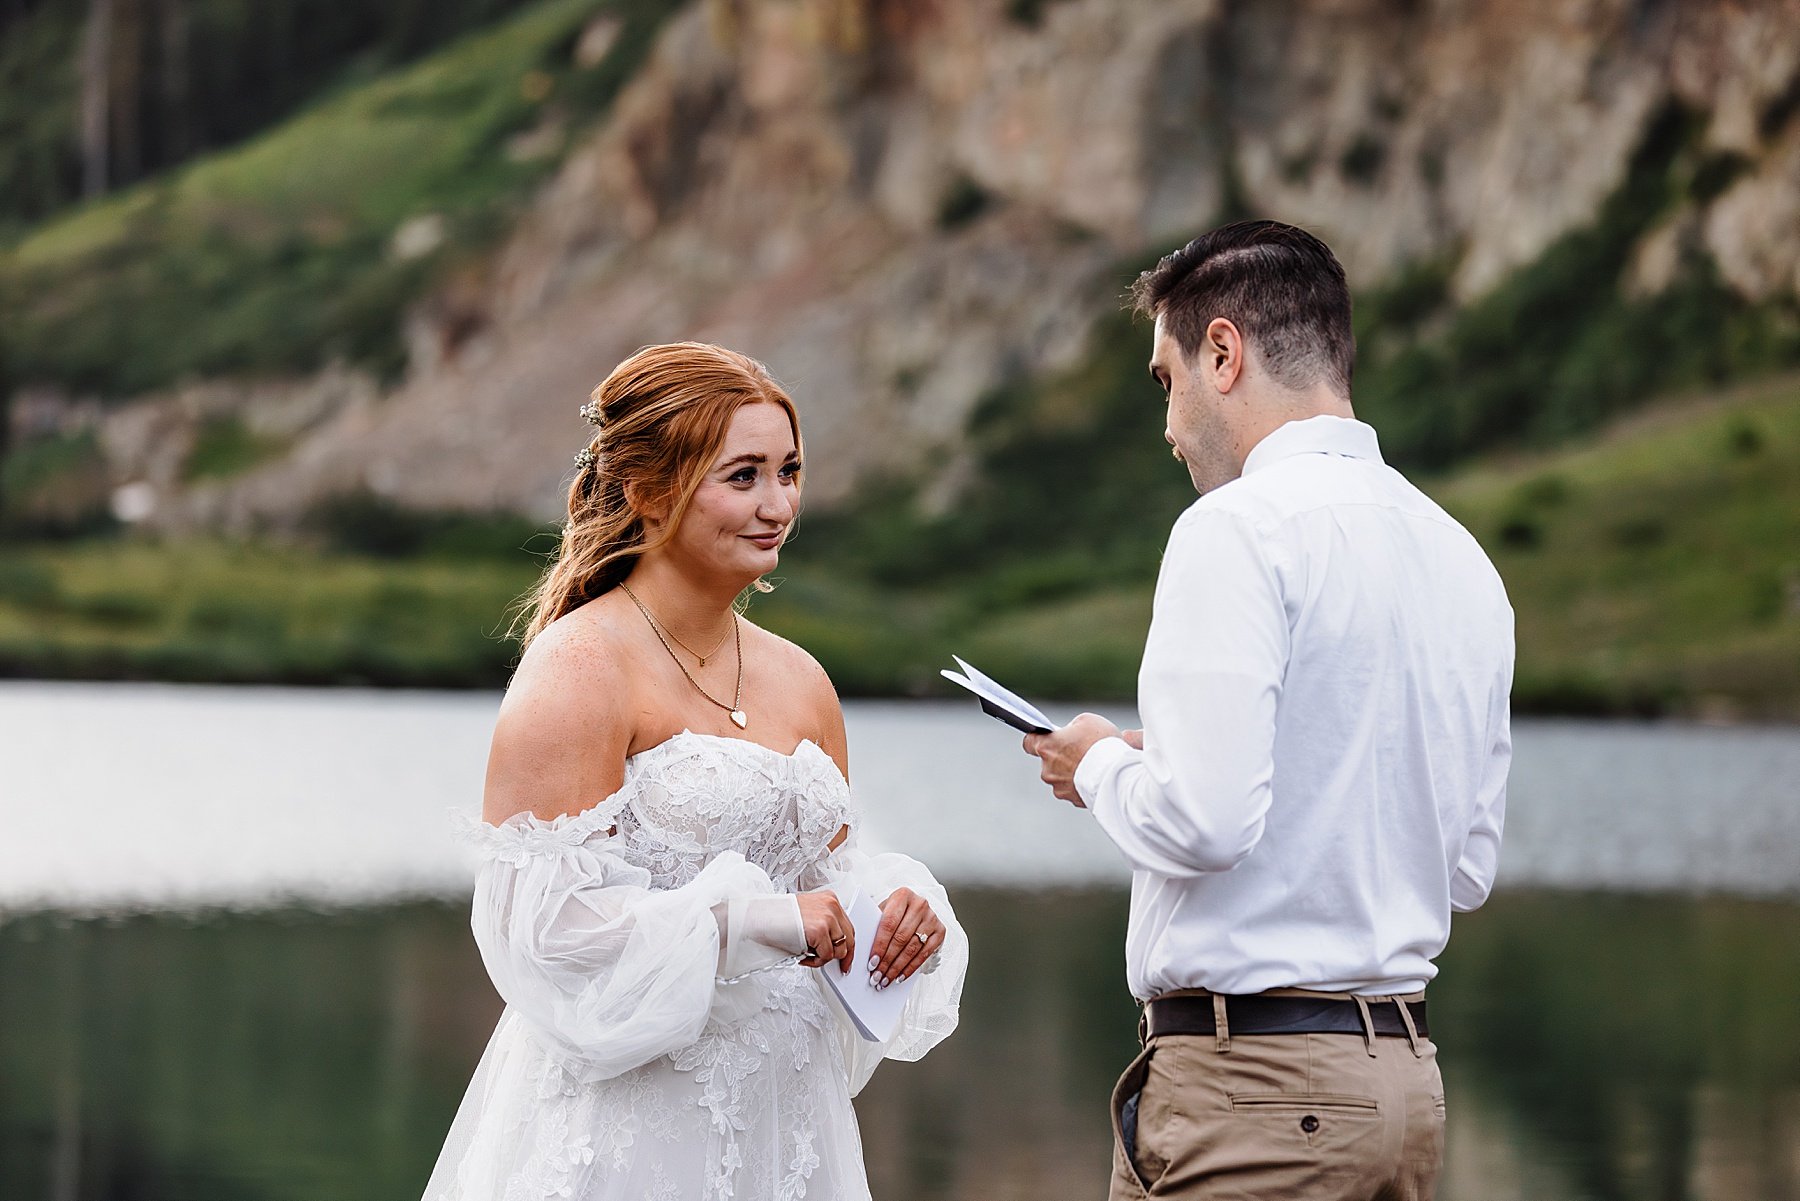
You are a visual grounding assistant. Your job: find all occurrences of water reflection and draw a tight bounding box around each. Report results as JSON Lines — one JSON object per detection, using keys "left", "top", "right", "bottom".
{"left": 1, "top": 890, "right": 1795, "bottom": 1201}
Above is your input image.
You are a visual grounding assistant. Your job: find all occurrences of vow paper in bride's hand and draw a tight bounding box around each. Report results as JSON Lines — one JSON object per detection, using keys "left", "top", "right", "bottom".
{"left": 939, "top": 655, "right": 1055, "bottom": 735}
{"left": 819, "top": 887, "right": 915, "bottom": 1042}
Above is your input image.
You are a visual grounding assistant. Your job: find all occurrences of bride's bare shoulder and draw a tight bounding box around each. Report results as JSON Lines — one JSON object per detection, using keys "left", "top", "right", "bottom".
{"left": 485, "top": 601, "right": 636, "bottom": 823}
{"left": 743, "top": 619, "right": 847, "bottom": 773}
{"left": 508, "top": 600, "right": 635, "bottom": 699}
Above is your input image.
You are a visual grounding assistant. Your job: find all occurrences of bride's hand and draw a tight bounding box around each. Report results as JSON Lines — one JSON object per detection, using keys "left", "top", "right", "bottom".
{"left": 869, "top": 888, "right": 945, "bottom": 989}
{"left": 795, "top": 891, "right": 855, "bottom": 974}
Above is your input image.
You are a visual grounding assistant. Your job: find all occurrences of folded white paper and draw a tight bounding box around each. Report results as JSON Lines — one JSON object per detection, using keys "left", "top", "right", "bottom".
{"left": 819, "top": 887, "right": 916, "bottom": 1042}
{"left": 939, "top": 654, "right": 1055, "bottom": 734}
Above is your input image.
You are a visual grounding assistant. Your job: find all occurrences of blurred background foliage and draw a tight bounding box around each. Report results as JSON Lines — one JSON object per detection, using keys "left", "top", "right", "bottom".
{"left": 0, "top": 0, "right": 680, "bottom": 392}
{"left": 1, "top": 0, "right": 1798, "bottom": 717}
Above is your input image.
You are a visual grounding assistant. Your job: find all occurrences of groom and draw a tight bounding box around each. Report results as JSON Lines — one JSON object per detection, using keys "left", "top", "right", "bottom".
{"left": 1025, "top": 220, "right": 1513, "bottom": 1199}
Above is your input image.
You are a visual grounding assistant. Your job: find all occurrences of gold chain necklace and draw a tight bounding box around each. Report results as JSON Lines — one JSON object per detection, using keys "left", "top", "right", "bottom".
{"left": 659, "top": 613, "right": 731, "bottom": 667}
{"left": 619, "top": 583, "right": 748, "bottom": 728}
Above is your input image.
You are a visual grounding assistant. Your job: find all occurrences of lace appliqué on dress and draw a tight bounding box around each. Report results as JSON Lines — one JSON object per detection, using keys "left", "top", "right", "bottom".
{"left": 611, "top": 735, "right": 851, "bottom": 893}
{"left": 428, "top": 731, "right": 965, "bottom": 1201}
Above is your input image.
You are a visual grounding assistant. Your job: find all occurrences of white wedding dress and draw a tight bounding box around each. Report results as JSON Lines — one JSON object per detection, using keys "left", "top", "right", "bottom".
{"left": 422, "top": 730, "right": 968, "bottom": 1201}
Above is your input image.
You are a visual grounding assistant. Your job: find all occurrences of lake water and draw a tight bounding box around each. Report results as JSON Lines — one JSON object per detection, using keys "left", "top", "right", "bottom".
{"left": 1, "top": 682, "right": 1798, "bottom": 1200}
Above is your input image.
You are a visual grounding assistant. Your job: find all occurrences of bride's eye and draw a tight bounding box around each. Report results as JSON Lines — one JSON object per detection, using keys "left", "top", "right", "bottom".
{"left": 728, "top": 467, "right": 757, "bottom": 485}
{"left": 780, "top": 461, "right": 802, "bottom": 481}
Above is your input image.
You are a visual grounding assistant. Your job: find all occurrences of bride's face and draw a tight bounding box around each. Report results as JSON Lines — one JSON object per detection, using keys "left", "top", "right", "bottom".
{"left": 663, "top": 402, "right": 801, "bottom": 582}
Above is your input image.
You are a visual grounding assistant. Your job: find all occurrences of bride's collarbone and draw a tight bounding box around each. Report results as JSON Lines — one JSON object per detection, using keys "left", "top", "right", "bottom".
{"left": 630, "top": 671, "right": 815, "bottom": 757}
{"left": 627, "top": 713, "right": 815, "bottom": 760}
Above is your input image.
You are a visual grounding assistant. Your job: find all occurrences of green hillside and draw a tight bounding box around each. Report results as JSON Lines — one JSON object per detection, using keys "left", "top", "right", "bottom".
{"left": 1429, "top": 374, "right": 1800, "bottom": 720}
{"left": 0, "top": 0, "right": 679, "bottom": 396}
{"left": 3, "top": 372, "right": 1796, "bottom": 716}
{"left": 0, "top": 0, "right": 548, "bottom": 231}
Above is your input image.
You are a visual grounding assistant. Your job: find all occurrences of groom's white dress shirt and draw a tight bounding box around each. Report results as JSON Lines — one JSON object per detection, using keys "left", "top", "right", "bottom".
{"left": 1074, "top": 415, "right": 1513, "bottom": 999}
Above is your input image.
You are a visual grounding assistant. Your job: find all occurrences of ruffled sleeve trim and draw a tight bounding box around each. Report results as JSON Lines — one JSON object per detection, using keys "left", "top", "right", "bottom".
{"left": 452, "top": 792, "right": 632, "bottom": 864}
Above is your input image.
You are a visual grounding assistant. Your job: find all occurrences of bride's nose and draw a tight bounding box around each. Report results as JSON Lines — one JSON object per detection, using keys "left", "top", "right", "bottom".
{"left": 758, "top": 482, "right": 797, "bottom": 523}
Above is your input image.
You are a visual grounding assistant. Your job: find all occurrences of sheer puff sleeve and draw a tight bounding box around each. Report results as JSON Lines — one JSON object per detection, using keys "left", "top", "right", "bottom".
{"left": 803, "top": 830, "right": 970, "bottom": 1096}
{"left": 458, "top": 801, "right": 804, "bottom": 1084}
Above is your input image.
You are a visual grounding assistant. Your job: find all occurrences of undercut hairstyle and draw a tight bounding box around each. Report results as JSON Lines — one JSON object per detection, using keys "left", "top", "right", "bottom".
{"left": 1130, "top": 220, "right": 1355, "bottom": 398}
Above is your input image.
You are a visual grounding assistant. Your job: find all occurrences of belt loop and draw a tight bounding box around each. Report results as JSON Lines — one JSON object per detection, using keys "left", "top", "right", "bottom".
{"left": 1394, "top": 997, "right": 1423, "bottom": 1058}
{"left": 1352, "top": 995, "right": 1377, "bottom": 1058}
{"left": 1212, "top": 992, "right": 1231, "bottom": 1053}
{"left": 1137, "top": 1009, "right": 1149, "bottom": 1047}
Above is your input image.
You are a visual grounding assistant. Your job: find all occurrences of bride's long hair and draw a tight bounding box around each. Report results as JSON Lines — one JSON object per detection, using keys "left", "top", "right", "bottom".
{"left": 513, "top": 342, "right": 802, "bottom": 650}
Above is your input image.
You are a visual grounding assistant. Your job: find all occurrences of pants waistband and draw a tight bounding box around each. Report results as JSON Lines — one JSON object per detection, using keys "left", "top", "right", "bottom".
{"left": 1141, "top": 990, "right": 1429, "bottom": 1052}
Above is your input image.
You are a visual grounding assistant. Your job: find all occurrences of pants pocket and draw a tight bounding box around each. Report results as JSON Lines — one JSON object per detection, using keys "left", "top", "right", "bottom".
{"left": 1228, "top": 1092, "right": 1381, "bottom": 1151}
{"left": 1228, "top": 1092, "right": 1379, "bottom": 1113}
{"left": 1110, "top": 1044, "right": 1156, "bottom": 1195}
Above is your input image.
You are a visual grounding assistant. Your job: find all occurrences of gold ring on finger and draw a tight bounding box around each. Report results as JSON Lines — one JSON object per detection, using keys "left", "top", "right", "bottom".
{"left": 831, "top": 935, "right": 846, "bottom": 945}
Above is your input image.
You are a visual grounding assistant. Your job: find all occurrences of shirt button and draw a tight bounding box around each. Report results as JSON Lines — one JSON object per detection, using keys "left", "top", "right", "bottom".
{"left": 1300, "top": 1115, "right": 1320, "bottom": 1134}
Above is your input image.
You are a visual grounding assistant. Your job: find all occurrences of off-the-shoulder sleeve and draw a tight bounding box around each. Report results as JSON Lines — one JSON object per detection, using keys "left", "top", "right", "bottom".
{"left": 458, "top": 803, "right": 798, "bottom": 1083}
{"left": 801, "top": 829, "right": 969, "bottom": 1097}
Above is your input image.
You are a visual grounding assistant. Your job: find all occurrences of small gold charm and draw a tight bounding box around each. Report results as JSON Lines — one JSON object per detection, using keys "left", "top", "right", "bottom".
{"left": 730, "top": 710, "right": 748, "bottom": 728}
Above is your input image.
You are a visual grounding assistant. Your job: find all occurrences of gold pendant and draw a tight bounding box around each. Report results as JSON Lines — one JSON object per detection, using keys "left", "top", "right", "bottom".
{"left": 730, "top": 710, "right": 748, "bottom": 728}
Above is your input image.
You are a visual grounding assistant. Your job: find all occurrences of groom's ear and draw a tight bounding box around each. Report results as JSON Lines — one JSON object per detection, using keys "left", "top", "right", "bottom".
{"left": 1205, "top": 317, "right": 1246, "bottom": 394}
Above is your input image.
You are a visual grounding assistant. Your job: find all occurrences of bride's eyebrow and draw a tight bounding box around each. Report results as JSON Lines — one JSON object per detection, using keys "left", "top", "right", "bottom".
{"left": 717, "top": 451, "right": 800, "bottom": 469}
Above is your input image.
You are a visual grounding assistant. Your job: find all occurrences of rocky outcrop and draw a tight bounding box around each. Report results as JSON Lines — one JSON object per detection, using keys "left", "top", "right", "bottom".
{"left": 86, "top": 0, "right": 1800, "bottom": 527}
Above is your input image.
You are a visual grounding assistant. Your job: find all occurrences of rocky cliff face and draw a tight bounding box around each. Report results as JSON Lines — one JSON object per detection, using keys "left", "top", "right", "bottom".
{"left": 82, "top": 0, "right": 1800, "bottom": 528}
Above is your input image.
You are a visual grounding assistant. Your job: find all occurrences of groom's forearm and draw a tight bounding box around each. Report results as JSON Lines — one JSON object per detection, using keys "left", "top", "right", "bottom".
{"left": 1077, "top": 737, "right": 1270, "bottom": 877}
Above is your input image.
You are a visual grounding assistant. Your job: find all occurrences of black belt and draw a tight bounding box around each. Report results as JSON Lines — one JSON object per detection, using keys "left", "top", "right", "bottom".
{"left": 1144, "top": 994, "right": 1429, "bottom": 1040}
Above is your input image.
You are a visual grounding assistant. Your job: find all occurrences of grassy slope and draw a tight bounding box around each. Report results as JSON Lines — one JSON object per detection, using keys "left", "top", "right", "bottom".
{"left": 3, "top": 371, "right": 1797, "bottom": 716}
{"left": 0, "top": 539, "right": 533, "bottom": 687}
{"left": 1427, "top": 373, "right": 1800, "bottom": 719}
{"left": 0, "top": 0, "right": 679, "bottom": 394}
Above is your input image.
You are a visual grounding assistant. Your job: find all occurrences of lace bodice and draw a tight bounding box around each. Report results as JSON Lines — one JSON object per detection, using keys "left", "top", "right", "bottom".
{"left": 609, "top": 732, "right": 853, "bottom": 892}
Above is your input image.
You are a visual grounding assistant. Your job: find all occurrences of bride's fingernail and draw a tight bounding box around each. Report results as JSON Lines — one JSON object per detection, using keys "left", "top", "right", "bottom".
{"left": 867, "top": 956, "right": 878, "bottom": 970}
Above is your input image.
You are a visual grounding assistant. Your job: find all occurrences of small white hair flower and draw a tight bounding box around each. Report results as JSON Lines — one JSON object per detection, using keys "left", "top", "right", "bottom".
{"left": 573, "top": 447, "right": 596, "bottom": 470}
{"left": 579, "top": 400, "right": 603, "bottom": 426}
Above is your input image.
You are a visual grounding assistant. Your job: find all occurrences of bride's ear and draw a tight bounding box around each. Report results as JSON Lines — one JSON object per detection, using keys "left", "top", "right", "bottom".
{"left": 624, "top": 480, "right": 670, "bottom": 529}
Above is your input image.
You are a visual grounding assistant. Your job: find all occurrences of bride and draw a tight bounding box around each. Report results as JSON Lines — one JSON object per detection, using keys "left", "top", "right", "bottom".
{"left": 422, "top": 342, "right": 968, "bottom": 1201}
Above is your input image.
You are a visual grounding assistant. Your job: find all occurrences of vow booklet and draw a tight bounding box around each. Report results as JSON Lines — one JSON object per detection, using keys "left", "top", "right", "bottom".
{"left": 939, "top": 655, "right": 1055, "bottom": 734}
{"left": 819, "top": 887, "right": 915, "bottom": 1042}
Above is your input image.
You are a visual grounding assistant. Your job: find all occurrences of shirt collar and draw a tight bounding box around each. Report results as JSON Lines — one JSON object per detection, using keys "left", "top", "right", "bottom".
{"left": 1241, "top": 415, "right": 1384, "bottom": 476}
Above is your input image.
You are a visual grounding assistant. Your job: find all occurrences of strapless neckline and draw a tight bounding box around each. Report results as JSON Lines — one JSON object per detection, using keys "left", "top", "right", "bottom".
{"left": 633, "top": 727, "right": 829, "bottom": 767}
{"left": 467, "top": 728, "right": 848, "bottom": 853}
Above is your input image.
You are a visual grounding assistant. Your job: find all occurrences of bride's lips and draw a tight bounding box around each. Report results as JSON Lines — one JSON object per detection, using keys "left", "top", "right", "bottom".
{"left": 742, "top": 531, "right": 784, "bottom": 550}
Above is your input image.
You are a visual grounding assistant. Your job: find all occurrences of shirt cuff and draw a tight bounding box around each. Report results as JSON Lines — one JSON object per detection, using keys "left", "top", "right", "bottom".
{"left": 1073, "top": 735, "right": 1136, "bottom": 813}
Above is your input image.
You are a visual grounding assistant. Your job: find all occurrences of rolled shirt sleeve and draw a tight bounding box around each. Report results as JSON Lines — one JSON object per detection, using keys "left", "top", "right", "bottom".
{"left": 1450, "top": 659, "right": 1513, "bottom": 911}
{"left": 1075, "top": 506, "right": 1289, "bottom": 879}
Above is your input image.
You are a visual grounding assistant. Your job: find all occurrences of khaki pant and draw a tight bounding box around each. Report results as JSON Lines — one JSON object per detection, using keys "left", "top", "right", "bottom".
{"left": 1108, "top": 1008, "right": 1445, "bottom": 1200}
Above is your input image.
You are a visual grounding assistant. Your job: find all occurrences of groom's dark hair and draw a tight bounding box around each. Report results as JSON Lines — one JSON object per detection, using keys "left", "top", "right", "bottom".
{"left": 1131, "top": 220, "right": 1355, "bottom": 399}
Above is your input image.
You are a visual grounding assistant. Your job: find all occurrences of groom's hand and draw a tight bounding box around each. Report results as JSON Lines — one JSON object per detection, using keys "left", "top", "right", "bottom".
{"left": 1023, "top": 712, "right": 1122, "bottom": 807}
